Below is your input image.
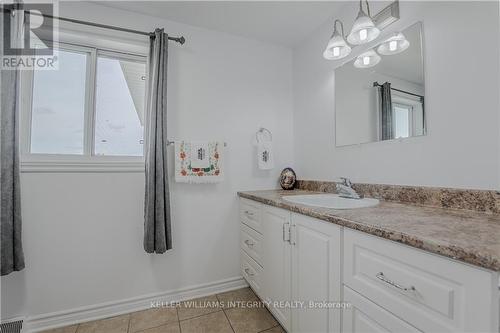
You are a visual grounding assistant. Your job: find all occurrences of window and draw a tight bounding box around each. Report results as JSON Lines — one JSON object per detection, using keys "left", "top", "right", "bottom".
{"left": 25, "top": 43, "right": 147, "bottom": 162}
{"left": 393, "top": 103, "right": 411, "bottom": 139}
{"left": 30, "top": 48, "right": 88, "bottom": 155}
{"left": 94, "top": 53, "right": 146, "bottom": 156}
{"left": 391, "top": 91, "right": 426, "bottom": 140}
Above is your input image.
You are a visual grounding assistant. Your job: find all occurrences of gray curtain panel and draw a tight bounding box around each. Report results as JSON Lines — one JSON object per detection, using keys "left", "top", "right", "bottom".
{"left": 144, "top": 28, "right": 172, "bottom": 253}
{"left": 380, "top": 82, "right": 394, "bottom": 141}
{"left": 1, "top": 9, "right": 25, "bottom": 275}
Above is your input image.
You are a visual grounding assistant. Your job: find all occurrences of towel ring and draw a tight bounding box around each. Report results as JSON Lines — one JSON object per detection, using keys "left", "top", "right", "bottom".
{"left": 256, "top": 127, "right": 272, "bottom": 143}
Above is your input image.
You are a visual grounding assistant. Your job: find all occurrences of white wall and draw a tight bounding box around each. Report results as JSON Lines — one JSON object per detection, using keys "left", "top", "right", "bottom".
{"left": 293, "top": 1, "right": 500, "bottom": 189}
{"left": 1, "top": 2, "right": 294, "bottom": 319}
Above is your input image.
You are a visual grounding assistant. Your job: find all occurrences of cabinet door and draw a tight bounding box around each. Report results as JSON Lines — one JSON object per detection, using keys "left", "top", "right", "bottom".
{"left": 343, "top": 286, "right": 422, "bottom": 333}
{"left": 261, "top": 205, "right": 292, "bottom": 331}
{"left": 291, "top": 213, "right": 341, "bottom": 333}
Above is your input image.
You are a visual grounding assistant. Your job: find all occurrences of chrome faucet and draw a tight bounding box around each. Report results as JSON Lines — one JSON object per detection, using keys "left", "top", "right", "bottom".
{"left": 336, "top": 177, "right": 362, "bottom": 199}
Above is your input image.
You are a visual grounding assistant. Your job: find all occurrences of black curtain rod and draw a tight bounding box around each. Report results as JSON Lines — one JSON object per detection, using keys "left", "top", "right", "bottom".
{"left": 373, "top": 81, "right": 423, "bottom": 100}
{"left": 1, "top": 6, "right": 186, "bottom": 45}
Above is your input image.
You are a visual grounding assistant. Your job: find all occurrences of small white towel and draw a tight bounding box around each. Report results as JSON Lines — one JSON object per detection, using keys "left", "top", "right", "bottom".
{"left": 175, "top": 141, "right": 224, "bottom": 183}
{"left": 257, "top": 141, "right": 274, "bottom": 170}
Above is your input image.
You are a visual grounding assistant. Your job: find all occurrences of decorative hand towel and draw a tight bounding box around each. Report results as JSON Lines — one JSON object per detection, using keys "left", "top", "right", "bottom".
{"left": 257, "top": 141, "right": 274, "bottom": 170}
{"left": 175, "top": 141, "right": 224, "bottom": 183}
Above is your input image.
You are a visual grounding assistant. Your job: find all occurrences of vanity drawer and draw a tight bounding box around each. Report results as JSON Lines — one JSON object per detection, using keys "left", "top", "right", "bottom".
{"left": 240, "top": 198, "right": 262, "bottom": 233}
{"left": 241, "top": 250, "right": 263, "bottom": 298}
{"left": 344, "top": 228, "right": 498, "bottom": 332}
{"left": 240, "top": 223, "right": 263, "bottom": 266}
{"left": 343, "top": 286, "right": 421, "bottom": 333}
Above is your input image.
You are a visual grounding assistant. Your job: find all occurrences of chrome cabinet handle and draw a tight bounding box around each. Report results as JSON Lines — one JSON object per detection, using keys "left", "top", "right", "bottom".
{"left": 290, "top": 224, "right": 296, "bottom": 245}
{"left": 244, "top": 210, "right": 255, "bottom": 216}
{"left": 244, "top": 239, "right": 254, "bottom": 247}
{"left": 244, "top": 268, "right": 254, "bottom": 276}
{"left": 376, "top": 272, "right": 416, "bottom": 292}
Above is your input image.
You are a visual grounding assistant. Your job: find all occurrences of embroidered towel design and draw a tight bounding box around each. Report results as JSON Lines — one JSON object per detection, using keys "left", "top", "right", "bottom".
{"left": 175, "top": 141, "right": 224, "bottom": 183}
{"left": 190, "top": 142, "right": 210, "bottom": 168}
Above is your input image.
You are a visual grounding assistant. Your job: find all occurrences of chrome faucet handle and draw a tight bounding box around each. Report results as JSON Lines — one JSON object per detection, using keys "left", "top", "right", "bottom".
{"left": 339, "top": 177, "right": 352, "bottom": 187}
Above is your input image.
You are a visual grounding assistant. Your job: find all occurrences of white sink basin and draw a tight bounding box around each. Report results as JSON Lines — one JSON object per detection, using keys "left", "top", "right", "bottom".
{"left": 282, "top": 194, "right": 379, "bottom": 209}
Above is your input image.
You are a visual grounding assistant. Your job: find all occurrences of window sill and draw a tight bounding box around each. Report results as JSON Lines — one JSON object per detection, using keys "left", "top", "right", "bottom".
{"left": 21, "top": 159, "right": 145, "bottom": 173}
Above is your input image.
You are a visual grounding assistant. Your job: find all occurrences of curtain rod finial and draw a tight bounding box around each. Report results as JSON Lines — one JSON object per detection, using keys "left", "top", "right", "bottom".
{"left": 178, "top": 36, "right": 186, "bottom": 45}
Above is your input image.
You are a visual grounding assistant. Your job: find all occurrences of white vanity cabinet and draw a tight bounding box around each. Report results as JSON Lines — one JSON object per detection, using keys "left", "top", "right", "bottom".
{"left": 240, "top": 199, "right": 342, "bottom": 333}
{"left": 239, "top": 198, "right": 499, "bottom": 333}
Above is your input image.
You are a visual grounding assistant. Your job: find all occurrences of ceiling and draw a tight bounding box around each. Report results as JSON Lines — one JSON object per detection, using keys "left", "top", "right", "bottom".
{"left": 93, "top": 1, "right": 348, "bottom": 47}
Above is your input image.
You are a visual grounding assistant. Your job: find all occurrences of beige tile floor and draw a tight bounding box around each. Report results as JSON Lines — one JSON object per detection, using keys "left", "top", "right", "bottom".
{"left": 41, "top": 288, "right": 285, "bottom": 333}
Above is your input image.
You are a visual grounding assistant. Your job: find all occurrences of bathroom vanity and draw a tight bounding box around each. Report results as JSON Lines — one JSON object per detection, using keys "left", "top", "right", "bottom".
{"left": 238, "top": 187, "right": 500, "bottom": 333}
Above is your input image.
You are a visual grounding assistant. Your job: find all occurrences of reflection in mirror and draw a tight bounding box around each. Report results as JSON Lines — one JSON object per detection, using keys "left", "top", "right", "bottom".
{"left": 335, "top": 22, "right": 425, "bottom": 147}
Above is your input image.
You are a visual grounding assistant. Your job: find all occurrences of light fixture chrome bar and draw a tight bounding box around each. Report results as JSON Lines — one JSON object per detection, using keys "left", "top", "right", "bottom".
{"left": 373, "top": 0, "right": 400, "bottom": 30}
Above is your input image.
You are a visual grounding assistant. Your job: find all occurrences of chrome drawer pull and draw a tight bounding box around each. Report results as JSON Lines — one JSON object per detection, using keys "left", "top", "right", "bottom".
{"left": 244, "top": 268, "right": 254, "bottom": 276}
{"left": 376, "top": 272, "right": 416, "bottom": 292}
{"left": 244, "top": 239, "right": 254, "bottom": 247}
{"left": 244, "top": 210, "right": 255, "bottom": 216}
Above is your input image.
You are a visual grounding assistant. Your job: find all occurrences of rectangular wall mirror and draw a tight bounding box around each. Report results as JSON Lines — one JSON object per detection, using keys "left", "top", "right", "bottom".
{"left": 335, "top": 22, "right": 425, "bottom": 147}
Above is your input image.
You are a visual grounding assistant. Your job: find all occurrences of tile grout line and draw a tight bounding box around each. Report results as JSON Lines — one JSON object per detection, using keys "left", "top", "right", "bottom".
{"left": 217, "top": 293, "right": 236, "bottom": 333}
{"left": 257, "top": 324, "right": 281, "bottom": 333}
{"left": 178, "top": 308, "right": 223, "bottom": 322}
{"left": 127, "top": 313, "right": 131, "bottom": 333}
{"left": 131, "top": 320, "right": 180, "bottom": 333}
{"left": 127, "top": 311, "right": 178, "bottom": 333}
{"left": 133, "top": 322, "right": 179, "bottom": 333}
{"left": 221, "top": 307, "right": 236, "bottom": 333}
{"left": 222, "top": 309, "right": 236, "bottom": 333}
{"left": 176, "top": 306, "right": 182, "bottom": 333}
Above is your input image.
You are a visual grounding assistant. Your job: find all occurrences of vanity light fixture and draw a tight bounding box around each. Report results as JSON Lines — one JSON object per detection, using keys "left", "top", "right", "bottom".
{"left": 353, "top": 49, "right": 381, "bottom": 68}
{"left": 347, "top": 0, "right": 381, "bottom": 45}
{"left": 377, "top": 32, "right": 410, "bottom": 55}
{"left": 323, "top": 19, "right": 351, "bottom": 60}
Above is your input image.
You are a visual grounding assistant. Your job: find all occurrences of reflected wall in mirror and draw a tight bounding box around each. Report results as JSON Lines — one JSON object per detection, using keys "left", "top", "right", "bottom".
{"left": 335, "top": 22, "right": 425, "bottom": 147}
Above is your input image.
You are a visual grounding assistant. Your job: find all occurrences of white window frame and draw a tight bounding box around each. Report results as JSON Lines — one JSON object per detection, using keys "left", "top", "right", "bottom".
{"left": 20, "top": 38, "right": 149, "bottom": 173}
{"left": 392, "top": 92, "right": 425, "bottom": 138}
{"left": 392, "top": 102, "right": 413, "bottom": 138}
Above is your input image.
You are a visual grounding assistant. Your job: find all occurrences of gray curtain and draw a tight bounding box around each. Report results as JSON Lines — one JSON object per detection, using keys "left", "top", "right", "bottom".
{"left": 379, "top": 82, "right": 393, "bottom": 141}
{"left": 1, "top": 9, "right": 25, "bottom": 275}
{"left": 144, "top": 28, "right": 172, "bottom": 253}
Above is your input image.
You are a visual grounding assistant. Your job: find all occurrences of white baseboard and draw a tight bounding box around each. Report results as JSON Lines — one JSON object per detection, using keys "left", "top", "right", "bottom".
{"left": 25, "top": 276, "right": 247, "bottom": 333}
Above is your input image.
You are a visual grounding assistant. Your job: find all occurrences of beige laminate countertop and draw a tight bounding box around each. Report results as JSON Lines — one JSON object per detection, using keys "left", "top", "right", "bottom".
{"left": 238, "top": 189, "right": 500, "bottom": 272}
